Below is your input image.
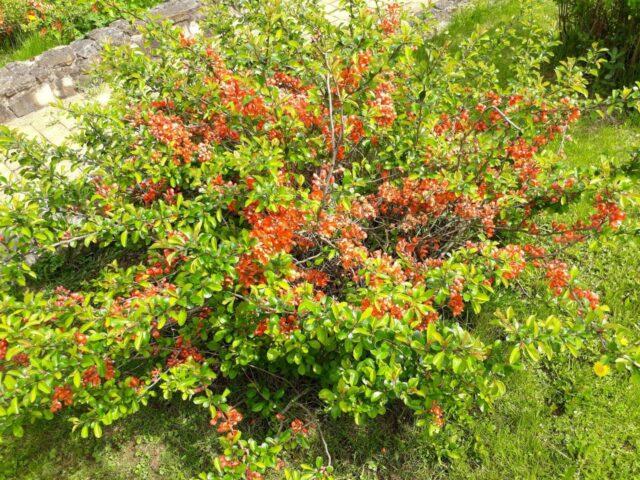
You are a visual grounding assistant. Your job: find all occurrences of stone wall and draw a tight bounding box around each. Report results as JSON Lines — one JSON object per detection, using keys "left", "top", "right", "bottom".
{"left": 0, "top": 0, "right": 203, "bottom": 123}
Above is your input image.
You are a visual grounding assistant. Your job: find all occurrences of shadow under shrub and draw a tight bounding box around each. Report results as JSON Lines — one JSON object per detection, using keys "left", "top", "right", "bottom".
{"left": 556, "top": 0, "right": 640, "bottom": 89}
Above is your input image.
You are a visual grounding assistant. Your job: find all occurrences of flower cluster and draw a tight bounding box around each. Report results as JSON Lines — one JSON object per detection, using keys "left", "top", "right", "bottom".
{"left": 210, "top": 407, "right": 243, "bottom": 437}
{"left": 50, "top": 385, "right": 73, "bottom": 413}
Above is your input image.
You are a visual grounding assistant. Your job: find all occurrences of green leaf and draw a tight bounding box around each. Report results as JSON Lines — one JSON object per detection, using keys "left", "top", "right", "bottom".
{"left": 73, "top": 371, "right": 81, "bottom": 388}
{"left": 354, "top": 412, "right": 362, "bottom": 426}
{"left": 353, "top": 343, "right": 363, "bottom": 360}
{"left": 317, "top": 327, "right": 328, "bottom": 346}
{"left": 12, "top": 424, "right": 24, "bottom": 438}
{"left": 525, "top": 343, "right": 540, "bottom": 362}
{"left": 3, "top": 374, "right": 16, "bottom": 391}
{"left": 432, "top": 351, "right": 445, "bottom": 369}
{"left": 5, "top": 346, "right": 20, "bottom": 361}
{"left": 451, "top": 356, "right": 463, "bottom": 373}
{"left": 427, "top": 323, "right": 443, "bottom": 344}
{"left": 176, "top": 309, "right": 187, "bottom": 326}
{"left": 10, "top": 397, "right": 19, "bottom": 415}
{"left": 509, "top": 346, "right": 521, "bottom": 365}
{"left": 318, "top": 389, "right": 335, "bottom": 402}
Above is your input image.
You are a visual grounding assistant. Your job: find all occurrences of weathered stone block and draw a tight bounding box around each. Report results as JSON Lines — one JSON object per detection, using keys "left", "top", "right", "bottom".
{"left": 53, "top": 75, "right": 77, "bottom": 98}
{"left": 8, "top": 84, "right": 56, "bottom": 117}
{"left": 110, "top": 19, "right": 135, "bottom": 35}
{"left": 4, "top": 60, "right": 34, "bottom": 74}
{"left": 75, "top": 74, "right": 92, "bottom": 88}
{"left": 0, "top": 63, "right": 37, "bottom": 97}
{"left": 88, "top": 26, "right": 129, "bottom": 46}
{"left": 70, "top": 39, "right": 100, "bottom": 59}
{"left": 149, "top": 0, "right": 201, "bottom": 23}
{"left": 0, "top": 102, "right": 16, "bottom": 122}
{"left": 181, "top": 20, "right": 201, "bottom": 38}
{"left": 37, "top": 46, "right": 75, "bottom": 69}
{"left": 8, "top": 92, "right": 39, "bottom": 117}
{"left": 130, "top": 34, "right": 144, "bottom": 47}
{"left": 32, "top": 66, "right": 52, "bottom": 82}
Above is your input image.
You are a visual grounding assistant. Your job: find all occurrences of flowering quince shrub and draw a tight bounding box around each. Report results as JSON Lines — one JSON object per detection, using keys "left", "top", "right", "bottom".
{"left": 1, "top": 0, "right": 640, "bottom": 476}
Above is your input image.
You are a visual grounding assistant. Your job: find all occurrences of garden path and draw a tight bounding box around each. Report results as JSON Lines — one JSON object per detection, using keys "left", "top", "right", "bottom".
{"left": 0, "top": 0, "right": 465, "bottom": 145}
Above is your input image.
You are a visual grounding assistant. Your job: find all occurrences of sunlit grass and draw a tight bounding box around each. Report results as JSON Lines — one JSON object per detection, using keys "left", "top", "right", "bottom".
{"left": 0, "top": 32, "right": 64, "bottom": 67}
{"left": 441, "top": 0, "right": 557, "bottom": 42}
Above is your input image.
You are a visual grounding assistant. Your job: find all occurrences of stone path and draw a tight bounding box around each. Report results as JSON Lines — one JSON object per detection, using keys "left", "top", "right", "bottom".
{"left": 1, "top": 0, "right": 465, "bottom": 145}
{"left": 2, "top": 88, "right": 111, "bottom": 146}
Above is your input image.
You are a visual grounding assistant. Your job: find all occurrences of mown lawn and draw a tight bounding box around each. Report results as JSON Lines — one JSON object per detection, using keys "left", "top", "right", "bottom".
{"left": 1, "top": 1, "right": 639, "bottom": 479}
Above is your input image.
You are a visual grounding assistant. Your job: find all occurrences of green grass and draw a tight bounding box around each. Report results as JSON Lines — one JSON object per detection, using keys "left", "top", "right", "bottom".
{"left": 440, "top": 0, "right": 556, "bottom": 43}
{"left": 2, "top": 1, "right": 639, "bottom": 479}
{"left": 0, "top": 401, "right": 214, "bottom": 480}
{"left": 0, "top": 32, "right": 64, "bottom": 68}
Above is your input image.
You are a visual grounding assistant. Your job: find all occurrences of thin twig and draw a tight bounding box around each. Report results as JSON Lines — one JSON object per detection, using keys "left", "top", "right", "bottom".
{"left": 49, "top": 233, "right": 94, "bottom": 248}
{"left": 491, "top": 105, "right": 524, "bottom": 133}
{"left": 317, "top": 72, "right": 339, "bottom": 220}
{"left": 297, "top": 402, "right": 333, "bottom": 468}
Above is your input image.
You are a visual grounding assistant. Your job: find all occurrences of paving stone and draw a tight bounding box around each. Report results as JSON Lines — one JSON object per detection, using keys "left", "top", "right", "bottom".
{"left": 9, "top": 124, "right": 43, "bottom": 142}
{"left": 6, "top": 106, "right": 72, "bottom": 145}
{"left": 5, "top": 95, "right": 82, "bottom": 132}
{"left": 57, "top": 112, "right": 79, "bottom": 130}
{"left": 4, "top": 112, "right": 35, "bottom": 129}
{"left": 63, "top": 93, "right": 88, "bottom": 106}
{"left": 28, "top": 109, "right": 59, "bottom": 132}
{"left": 36, "top": 122, "right": 72, "bottom": 146}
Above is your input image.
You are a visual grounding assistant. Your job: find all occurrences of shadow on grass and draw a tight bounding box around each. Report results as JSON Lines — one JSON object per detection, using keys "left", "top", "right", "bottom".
{"left": 28, "top": 243, "right": 148, "bottom": 292}
{"left": 0, "top": 400, "right": 214, "bottom": 480}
